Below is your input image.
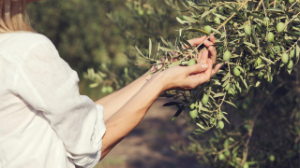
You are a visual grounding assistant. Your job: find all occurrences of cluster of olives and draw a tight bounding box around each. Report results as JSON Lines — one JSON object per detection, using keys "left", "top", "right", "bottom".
{"left": 155, "top": 0, "right": 298, "bottom": 132}
{"left": 203, "top": 15, "right": 223, "bottom": 34}
{"left": 217, "top": 137, "right": 275, "bottom": 167}
{"left": 189, "top": 92, "right": 225, "bottom": 129}
{"left": 101, "top": 86, "right": 114, "bottom": 93}
{"left": 204, "top": 18, "right": 295, "bottom": 77}
{"left": 223, "top": 50, "right": 242, "bottom": 77}
{"left": 268, "top": 22, "right": 295, "bottom": 69}
{"left": 186, "top": 17, "right": 296, "bottom": 124}
{"left": 218, "top": 148, "right": 251, "bottom": 168}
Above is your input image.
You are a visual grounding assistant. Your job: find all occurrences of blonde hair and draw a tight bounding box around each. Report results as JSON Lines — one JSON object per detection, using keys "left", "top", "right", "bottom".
{"left": 0, "top": 0, "right": 34, "bottom": 33}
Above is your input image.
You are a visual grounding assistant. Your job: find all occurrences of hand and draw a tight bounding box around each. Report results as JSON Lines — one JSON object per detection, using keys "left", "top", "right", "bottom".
{"left": 148, "top": 35, "right": 218, "bottom": 74}
{"left": 186, "top": 35, "right": 218, "bottom": 70}
{"left": 155, "top": 45, "right": 221, "bottom": 91}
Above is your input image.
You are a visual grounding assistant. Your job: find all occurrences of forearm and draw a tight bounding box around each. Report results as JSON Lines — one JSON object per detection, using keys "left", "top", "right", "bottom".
{"left": 98, "top": 36, "right": 220, "bottom": 160}
{"left": 100, "top": 73, "right": 164, "bottom": 159}
{"left": 95, "top": 72, "right": 151, "bottom": 121}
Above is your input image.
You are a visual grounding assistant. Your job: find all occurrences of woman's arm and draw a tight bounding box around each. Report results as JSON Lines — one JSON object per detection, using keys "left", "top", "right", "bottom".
{"left": 95, "top": 72, "right": 151, "bottom": 121}
{"left": 100, "top": 48, "right": 222, "bottom": 159}
{"left": 96, "top": 35, "right": 218, "bottom": 122}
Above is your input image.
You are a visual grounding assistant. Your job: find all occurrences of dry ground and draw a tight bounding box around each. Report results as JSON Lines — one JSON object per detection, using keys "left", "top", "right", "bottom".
{"left": 95, "top": 98, "right": 201, "bottom": 168}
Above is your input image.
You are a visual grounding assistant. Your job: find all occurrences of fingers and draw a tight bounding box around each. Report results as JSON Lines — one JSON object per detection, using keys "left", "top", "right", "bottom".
{"left": 208, "top": 46, "right": 217, "bottom": 64}
{"left": 202, "top": 38, "right": 217, "bottom": 65}
{"left": 203, "top": 39, "right": 214, "bottom": 48}
{"left": 186, "top": 35, "right": 216, "bottom": 49}
{"left": 186, "top": 50, "right": 209, "bottom": 74}
{"left": 192, "top": 59, "right": 213, "bottom": 85}
{"left": 186, "top": 62, "right": 208, "bottom": 74}
{"left": 209, "top": 35, "right": 216, "bottom": 44}
{"left": 211, "top": 63, "right": 222, "bottom": 76}
{"left": 185, "top": 36, "right": 217, "bottom": 65}
{"left": 198, "top": 49, "right": 209, "bottom": 65}
{"left": 203, "top": 59, "right": 213, "bottom": 77}
{"left": 186, "top": 36, "right": 207, "bottom": 48}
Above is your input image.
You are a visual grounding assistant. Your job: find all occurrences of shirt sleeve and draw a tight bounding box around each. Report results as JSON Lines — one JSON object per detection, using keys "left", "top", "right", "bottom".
{"left": 13, "top": 38, "right": 106, "bottom": 168}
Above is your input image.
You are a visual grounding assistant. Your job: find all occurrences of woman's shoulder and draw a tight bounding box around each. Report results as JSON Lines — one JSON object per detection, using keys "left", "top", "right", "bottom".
{"left": 0, "top": 31, "right": 55, "bottom": 57}
{"left": 0, "top": 31, "right": 52, "bottom": 45}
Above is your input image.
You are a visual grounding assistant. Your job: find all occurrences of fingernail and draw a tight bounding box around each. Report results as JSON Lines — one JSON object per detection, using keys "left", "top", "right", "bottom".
{"left": 202, "top": 64, "right": 208, "bottom": 69}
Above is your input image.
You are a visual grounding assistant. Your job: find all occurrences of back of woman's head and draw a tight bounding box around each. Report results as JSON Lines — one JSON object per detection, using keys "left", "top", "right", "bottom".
{"left": 0, "top": 0, "right": 34, "bottom": 33}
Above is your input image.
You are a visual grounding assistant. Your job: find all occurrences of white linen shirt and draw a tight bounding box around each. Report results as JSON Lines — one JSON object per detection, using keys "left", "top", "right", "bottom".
{"left": 0, "top": 32, "right": 106, "bottom": 168}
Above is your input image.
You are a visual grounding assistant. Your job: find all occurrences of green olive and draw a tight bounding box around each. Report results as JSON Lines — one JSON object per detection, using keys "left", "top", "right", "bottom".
{"left": 276, "top": 22, "right": 285, "bottom": 33}
{"left": 267, "top": 75, "right": 273, "bottom": 83}
{"left": 223, "top": 50, "right": 231, "bottom": 61}
{"left": 264, "top": 17, "right": 270, "bottom": 25}
{"left": 243, "top": 163, "right": 249, "bottom": 168}
{"left": 189, "top": 109, "right": 198, "bottom": 119}
{"left": 218, "top": 113, "right": 223, "bottom": 120}
{"left": 255, "top": 57, "right": 263, "bottom": 67}
{"left": 218, "top": 153, "right": 225, "bottom": 160}
{"left": 242, "top": 103, "right": 249, "bottom": 110}
{"left": 287, "top": 60, "right": 294, "bottom": 70}
{"left": 228, "top": 88, "right": 235, "bottom": 96}
{"left": 124, "top": 67, "right": 128, "bottom": 74}
{"left": 258, "top": 71, "right": 264, "bottom": 79}
{"left": 269, "top": 155, "right": 275, "bottom": 162}
{"left": 229, "top": 20, "right": 234, "bottom": 24}
{"left": 232, "top": 84, "right": 236, "bottom": 92}
{"left": 290, "top": 49, "right": 296, "bottom": 58}
{"left": 267, "top": 32, "right": 275, "bottom": 42}
{"left": 218, "top": 120, "right": 224, "bottom": 129}
{"left": 233, "top": 22, "right": 238, "bottom": 27}
{"left": 281, "top": 53, "right": 289, "bottom": 64}
{"left": 224, "top": 150, "right": 230, "bottom": 156}
{"left": 274, "top": 45, "right": 281, "bottom": 53}
{"left": 246, "top": 65, "right": 250, "bottom": 71}
{"left": 201, "top": 94, "right": 209, "bottom": 106}
{"left": 101, "top": 87, "right": 108, "bottom": 93}
{"left": 210, "top": 118, "right": 215, "bottom": 124}
{"left": 244, "top": 25, "right": 251, "bottom": 35}
{"left": 225, "top": 83, "right": 231, "bottom": 91}
{"left": 188, "top": 59, "right": 196, "bottom": 66}
{"left": 289, "top": 0, "right": 295, "bottom": 3}
{"left": 147, "top": 10, "right": 152, "bottom": 15}
{"left": 232, "top": 84, "right": 238, "bottom": 95}
{"left": 205, "top": 25, "right": 212, "bottom": 34}
{"left": 214, "top": 17, "right": 221, "bottom": 24}
{"left": 233, "top": 67, "right": 241, "bottom": 76}
{"left": 138, "top": 9, "right": 144, "bottom": 16}
{"left": 190, "top": 103, "right": 195, "bottom": 109}
{"left": 107, "top": 86, "right": 113, "bottom": 93}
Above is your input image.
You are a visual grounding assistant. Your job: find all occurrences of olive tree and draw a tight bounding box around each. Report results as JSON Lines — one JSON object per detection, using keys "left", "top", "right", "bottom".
{"left": 86, "top": 0, "right": 299, "bottom": 167}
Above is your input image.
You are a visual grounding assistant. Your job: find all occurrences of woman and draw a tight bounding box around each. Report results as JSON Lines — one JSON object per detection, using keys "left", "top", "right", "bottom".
{"left": 0, "top": 0, "right": 221, "bottom": 168}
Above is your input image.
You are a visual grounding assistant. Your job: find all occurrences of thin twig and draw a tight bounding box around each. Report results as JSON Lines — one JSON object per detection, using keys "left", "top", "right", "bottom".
{"left": 284, "top": 11, "right": 300, "bottom": 31}
{"left": 209, "top": 141, "right": 240, "bottom": 155}
{"left": 286, "top": 37, "right": 300, "bottom": 54}
{"left": 255, "top": 0, "right": 264, "bottom": 11}
{"left": 289, "top": 1, "right": 299, "bottom": 10}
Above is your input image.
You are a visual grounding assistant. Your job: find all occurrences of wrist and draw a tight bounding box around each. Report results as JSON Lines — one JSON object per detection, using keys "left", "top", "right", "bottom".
{"left": 142, "top": 72, "right": 152, "bottom": 81}
{"left": 148, "top": 71, "right": 167, "bottom": 94}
